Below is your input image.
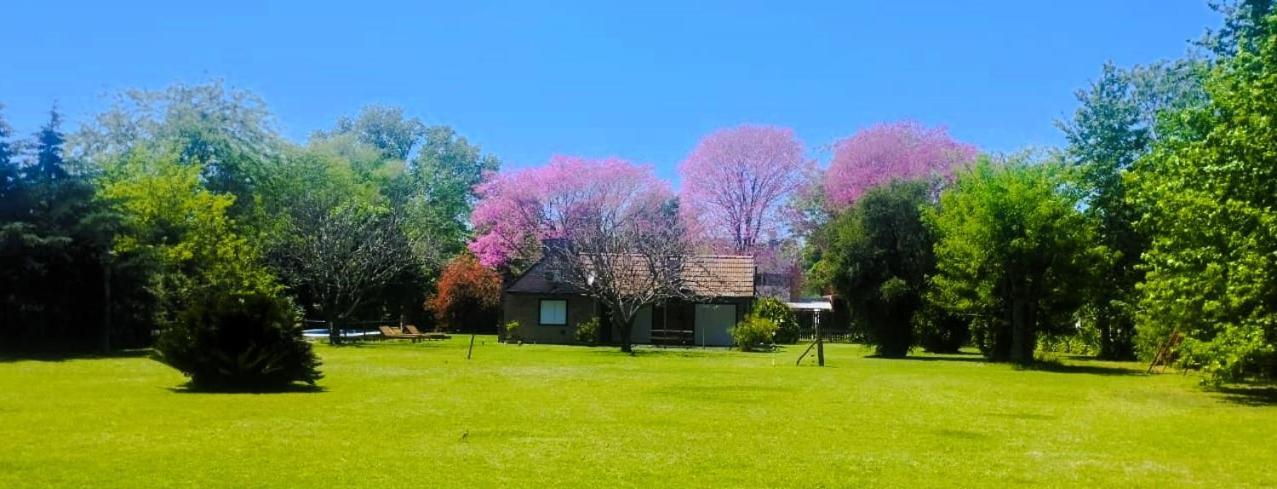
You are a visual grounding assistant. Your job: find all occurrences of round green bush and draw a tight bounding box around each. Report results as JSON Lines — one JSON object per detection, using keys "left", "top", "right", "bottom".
{"left": 153, "top": 287, "right": 321, "bottom": 390}
{"left": 575, "top": 317, "right": 600, "bottom": 344}
{"left": 731, "top": 314, "right": 778, "bottom": 352}
{"left": 753, "top": 297, "right": 799, "bottom": 344}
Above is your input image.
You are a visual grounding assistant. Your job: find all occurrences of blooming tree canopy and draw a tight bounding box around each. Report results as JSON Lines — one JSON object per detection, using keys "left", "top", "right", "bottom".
{"left": 470, "top": 155, "right": 698, "bottom": 353}
{"left": 427, "top": 252, "right": 502, "bottom": 331}
{"left": 679, "top": 125, "right": 810, "bottom": 253}
{"left": 469, "top": 155, "right": 674, "bottom": 270}
{"left": 824, "top": 121, "right": 978, "bottom": 210}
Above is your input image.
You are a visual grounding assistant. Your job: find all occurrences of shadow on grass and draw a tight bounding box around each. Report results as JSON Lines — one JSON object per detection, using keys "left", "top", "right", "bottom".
{"left": 0, "top": 348, "right": 152, "bottom": 364}
{"left": 869, "top": 354, "right": 987, "bottom": 363}
{"left": 1016, "top": 361, "right": 1143, "bottom": 377}
{"left": 167, "top": 382, "right": 326, "bottom": 394}
{"left": 868, "top": 353, "right": 1145, "bottom": 377}
{"left": 1211, "top": 385, "right": 1277, "bottom": 407}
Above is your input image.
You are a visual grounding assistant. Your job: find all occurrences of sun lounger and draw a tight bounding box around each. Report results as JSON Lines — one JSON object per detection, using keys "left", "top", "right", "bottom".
{"left": 378, "top": 326, "right": 423, "bottom": 343}
{"left": 404, "top": 325, "right": 451, "bottom": 340}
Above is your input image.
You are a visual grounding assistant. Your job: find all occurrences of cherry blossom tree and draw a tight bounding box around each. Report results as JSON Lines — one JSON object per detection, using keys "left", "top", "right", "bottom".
{"left": 469, "top": 155, "right": 701, "bottom": 353}
{"left": 824, "top": 121, "right": 978, "bottom": 210}
{"left": 678, "top": 125, "right": 811, "bottom": 253}
{"left": 469, "top": 156, "right": 674, "bottom": 270}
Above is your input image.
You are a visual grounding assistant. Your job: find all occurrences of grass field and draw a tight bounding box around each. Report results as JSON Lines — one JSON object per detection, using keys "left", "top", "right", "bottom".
{"left": 1, "top": 337, "right": 1274, "bottom": 488}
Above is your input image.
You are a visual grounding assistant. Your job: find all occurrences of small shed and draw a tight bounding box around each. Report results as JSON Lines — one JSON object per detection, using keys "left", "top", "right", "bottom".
{"left": 786, "top": 297, "right": 834, "bottom": 338}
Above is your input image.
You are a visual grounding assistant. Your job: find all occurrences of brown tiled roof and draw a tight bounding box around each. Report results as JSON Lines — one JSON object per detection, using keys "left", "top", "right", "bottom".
{"left": 505, "top": 254, "right": 756, "bottom": 298}
{"left": 684, "top": 255, "right": 756, "bottom": 297}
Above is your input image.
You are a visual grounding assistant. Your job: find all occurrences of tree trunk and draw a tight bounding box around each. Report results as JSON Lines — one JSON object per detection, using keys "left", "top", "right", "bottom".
{"left": 615, "top": 313, "right": 634, "bottom": 354}
{"left": 1010, "top": 296, "right": 1030, "bottom": 365}
{"left": 327, "top": 316, "right": 341, "bottom": 345}
{"left": 1096, "top": 306, "right": 1115, "bottom": 359}
{"left": 100, "top": 261, "right": 111, "bottom": 354}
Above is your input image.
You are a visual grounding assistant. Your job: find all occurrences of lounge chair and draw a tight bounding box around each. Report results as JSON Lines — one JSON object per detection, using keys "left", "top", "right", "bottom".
{"left": 378, "top": 326, "right": 423, "bottom": 343}
{"left": 404, "top": 325, "right": 450, "bottom": 340}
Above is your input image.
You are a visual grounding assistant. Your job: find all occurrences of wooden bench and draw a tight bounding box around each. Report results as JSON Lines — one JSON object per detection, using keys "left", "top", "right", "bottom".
{"left": 650, "top": 329, "right": 694, "bottom": 346}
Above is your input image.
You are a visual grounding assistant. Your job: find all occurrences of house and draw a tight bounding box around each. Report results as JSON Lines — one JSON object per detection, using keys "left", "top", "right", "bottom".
{"left": 501, "top": 254, "right": 756, "bottom": 346}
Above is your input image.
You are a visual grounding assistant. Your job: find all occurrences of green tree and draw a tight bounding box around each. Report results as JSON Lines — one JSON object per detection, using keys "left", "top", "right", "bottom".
{"left": 0, "top": 104, "right": 20, "bottom": 219}
{"left": 1059, "top": 60, "right": 1208, "bottom": 359}
{"left": 100, "top": 148, "right": 276, "bottom": 301}
{"left": 927, "top": 157, "right": 1103, "bottom": 364}
{"left": 1201, "top": 0, "right": 1275, "bottom": 57}
{"left": 72, "top": 81, "right": 283, "bottom": 219}
{"left": 405, "top": 125, "right": 501, "bottom": 270}
{"left": 306, "top": 109, "right": 500, "bottom": 328}
{"left": 819, "top": 180, "right": 935, "bottom": 357}
{"left": 1129, "top": 11, "right": 1277, "bottom": 382}
{"left": 260, "top": 143, "right": 416, "bottom": 343}
{"left": 313, "top": 105, "right": 425, "bottom": 161}
{"left": 0, "top": 108, "right": 137, "bottom": 352}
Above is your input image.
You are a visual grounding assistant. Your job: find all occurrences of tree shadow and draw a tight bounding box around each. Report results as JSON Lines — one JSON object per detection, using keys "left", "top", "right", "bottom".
{"left": 1016, "top": 360, "right": 1143, "bottom": 377}
{"left": 0, "top": 348, "right": 152, "bottom": 364}
{"left": 868, "top": 354, "right": 987, "bottom": 363}
{"left": 167, "top": 382, "right": 326, "bottom": 394}
{"left": 1211, "top": 385, "right": 1277, "bottom": 407}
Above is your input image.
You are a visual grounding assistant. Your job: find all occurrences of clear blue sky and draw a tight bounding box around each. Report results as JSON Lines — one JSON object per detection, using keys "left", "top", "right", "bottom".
{"left": 1, "top": 1, "right": 1218, "bottom": 181}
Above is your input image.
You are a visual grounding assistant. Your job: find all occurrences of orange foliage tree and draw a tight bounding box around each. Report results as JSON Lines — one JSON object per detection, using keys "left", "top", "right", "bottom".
{"left": 426, "top": 252, "right": 502, "bottom": 332}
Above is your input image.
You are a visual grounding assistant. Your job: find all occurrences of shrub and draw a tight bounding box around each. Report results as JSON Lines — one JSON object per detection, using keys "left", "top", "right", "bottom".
{"left": 752, "top": 297, "right": 799, "bottom": 344}
{"left": 731, "top": 314, "right": 778, "bottom": 352}
{"left": 575, "top": 316, "right": 600, "bottom": 344}
{"left": 502, "top": 320, "right": 523, "bottom": 343}
{"left": 153, "top": 286, "right": 321, "bottom": 390}
{"left": 914, "top": 304, "right": 970, "bottom": 353}
{"left": 426, "top": 252, "right": 502, "bottom": 332}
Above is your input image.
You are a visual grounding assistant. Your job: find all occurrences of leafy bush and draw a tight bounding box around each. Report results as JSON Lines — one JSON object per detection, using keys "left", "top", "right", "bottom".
{"left": 502, "top": 320, "right": 523, "bottom": 343}
{"left": 575, "top": 316, "right": 600, "bottom": 344}
{"left": 427, "top": 252, "right": 501, "bottom": 332}
{"left": 914, "top": 304, "right": 970, "bottom": 354}
{"left": 731, "top": 314, "right": 778, "bottom": 352}
{"left": 153, "top": 286, "right": 321, "bottom": 390}
{"left": 752, "top": 297, "right": 799, "bottom": 344}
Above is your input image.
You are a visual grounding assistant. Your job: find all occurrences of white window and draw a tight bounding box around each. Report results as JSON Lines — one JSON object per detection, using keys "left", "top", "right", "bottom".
{"left": 539, "top": 299, "right": 567, "bottom": 325}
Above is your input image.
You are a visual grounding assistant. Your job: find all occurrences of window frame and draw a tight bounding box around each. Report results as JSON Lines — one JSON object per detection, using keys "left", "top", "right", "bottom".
{"left": 538, "top": 299, "right": 569, "bottom": 326}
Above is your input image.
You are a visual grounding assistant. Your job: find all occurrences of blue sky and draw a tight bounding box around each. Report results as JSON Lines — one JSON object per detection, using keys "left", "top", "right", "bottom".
{"left": 1, "top": 1, "right": 1218, "bottom": 182}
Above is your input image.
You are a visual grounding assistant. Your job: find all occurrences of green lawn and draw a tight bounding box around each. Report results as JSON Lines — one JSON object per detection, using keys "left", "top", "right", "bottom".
{"left": 1, "top": 337, "right": 1274, "bottom": 488}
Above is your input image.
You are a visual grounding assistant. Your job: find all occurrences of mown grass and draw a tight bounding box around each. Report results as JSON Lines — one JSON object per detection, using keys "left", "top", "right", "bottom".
{"left": 1, "top": 337, "right": 1274, "bottom": 488}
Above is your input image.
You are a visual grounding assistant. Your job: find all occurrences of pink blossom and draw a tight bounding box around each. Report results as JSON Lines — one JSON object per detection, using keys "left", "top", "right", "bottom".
{"left": 469, "top": 155, "right": 672, "bottom": 269}
{"left": 678, "top": 125, "right": 812, "bottom": 253}
{"left": 824, "top": 121, "right": 978, "bottom": 210}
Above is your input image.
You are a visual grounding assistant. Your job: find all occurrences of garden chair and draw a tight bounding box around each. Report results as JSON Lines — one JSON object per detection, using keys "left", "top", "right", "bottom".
{"left": 404, "top": 325, "right": 450, "bottom": 340}
{"left": 378, "top": 326, "right": 423, "bottom": 343}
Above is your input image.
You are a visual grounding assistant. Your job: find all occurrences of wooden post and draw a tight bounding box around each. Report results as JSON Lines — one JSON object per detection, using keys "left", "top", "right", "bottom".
{"left": 467, "top": 332, "right": 477, "bottom": 360}
{"left": 815, "top": 310, "right": 824, "bottom": 367}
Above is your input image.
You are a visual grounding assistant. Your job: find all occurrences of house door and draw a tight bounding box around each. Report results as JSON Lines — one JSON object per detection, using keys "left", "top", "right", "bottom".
{"left": 632, "top": 306, "right": 652, "bottom": 344}
{"left": 695, "top": 304, "right": 736, "bottom": 346}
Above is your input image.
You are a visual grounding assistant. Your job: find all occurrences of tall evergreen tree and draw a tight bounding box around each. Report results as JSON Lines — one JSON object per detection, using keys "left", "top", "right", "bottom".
{"left": 0, "top": 104, "right": 21, "bottom": 218}
{"left": 32, "top": 108, "right": 67, "bottom": 181}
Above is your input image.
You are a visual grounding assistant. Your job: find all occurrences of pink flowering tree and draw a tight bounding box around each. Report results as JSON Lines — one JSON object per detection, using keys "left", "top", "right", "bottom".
{"left": 679, "top": 125, "right": 812, "bottom": 254}
{"left": 469, "top": 156, "right": 672, "bottom": 270}
{"left": 824, "top": 121, "right": 978, "bottom": 210}
{"left": 469, "top": 156, "right": 701, "bottom": 353}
